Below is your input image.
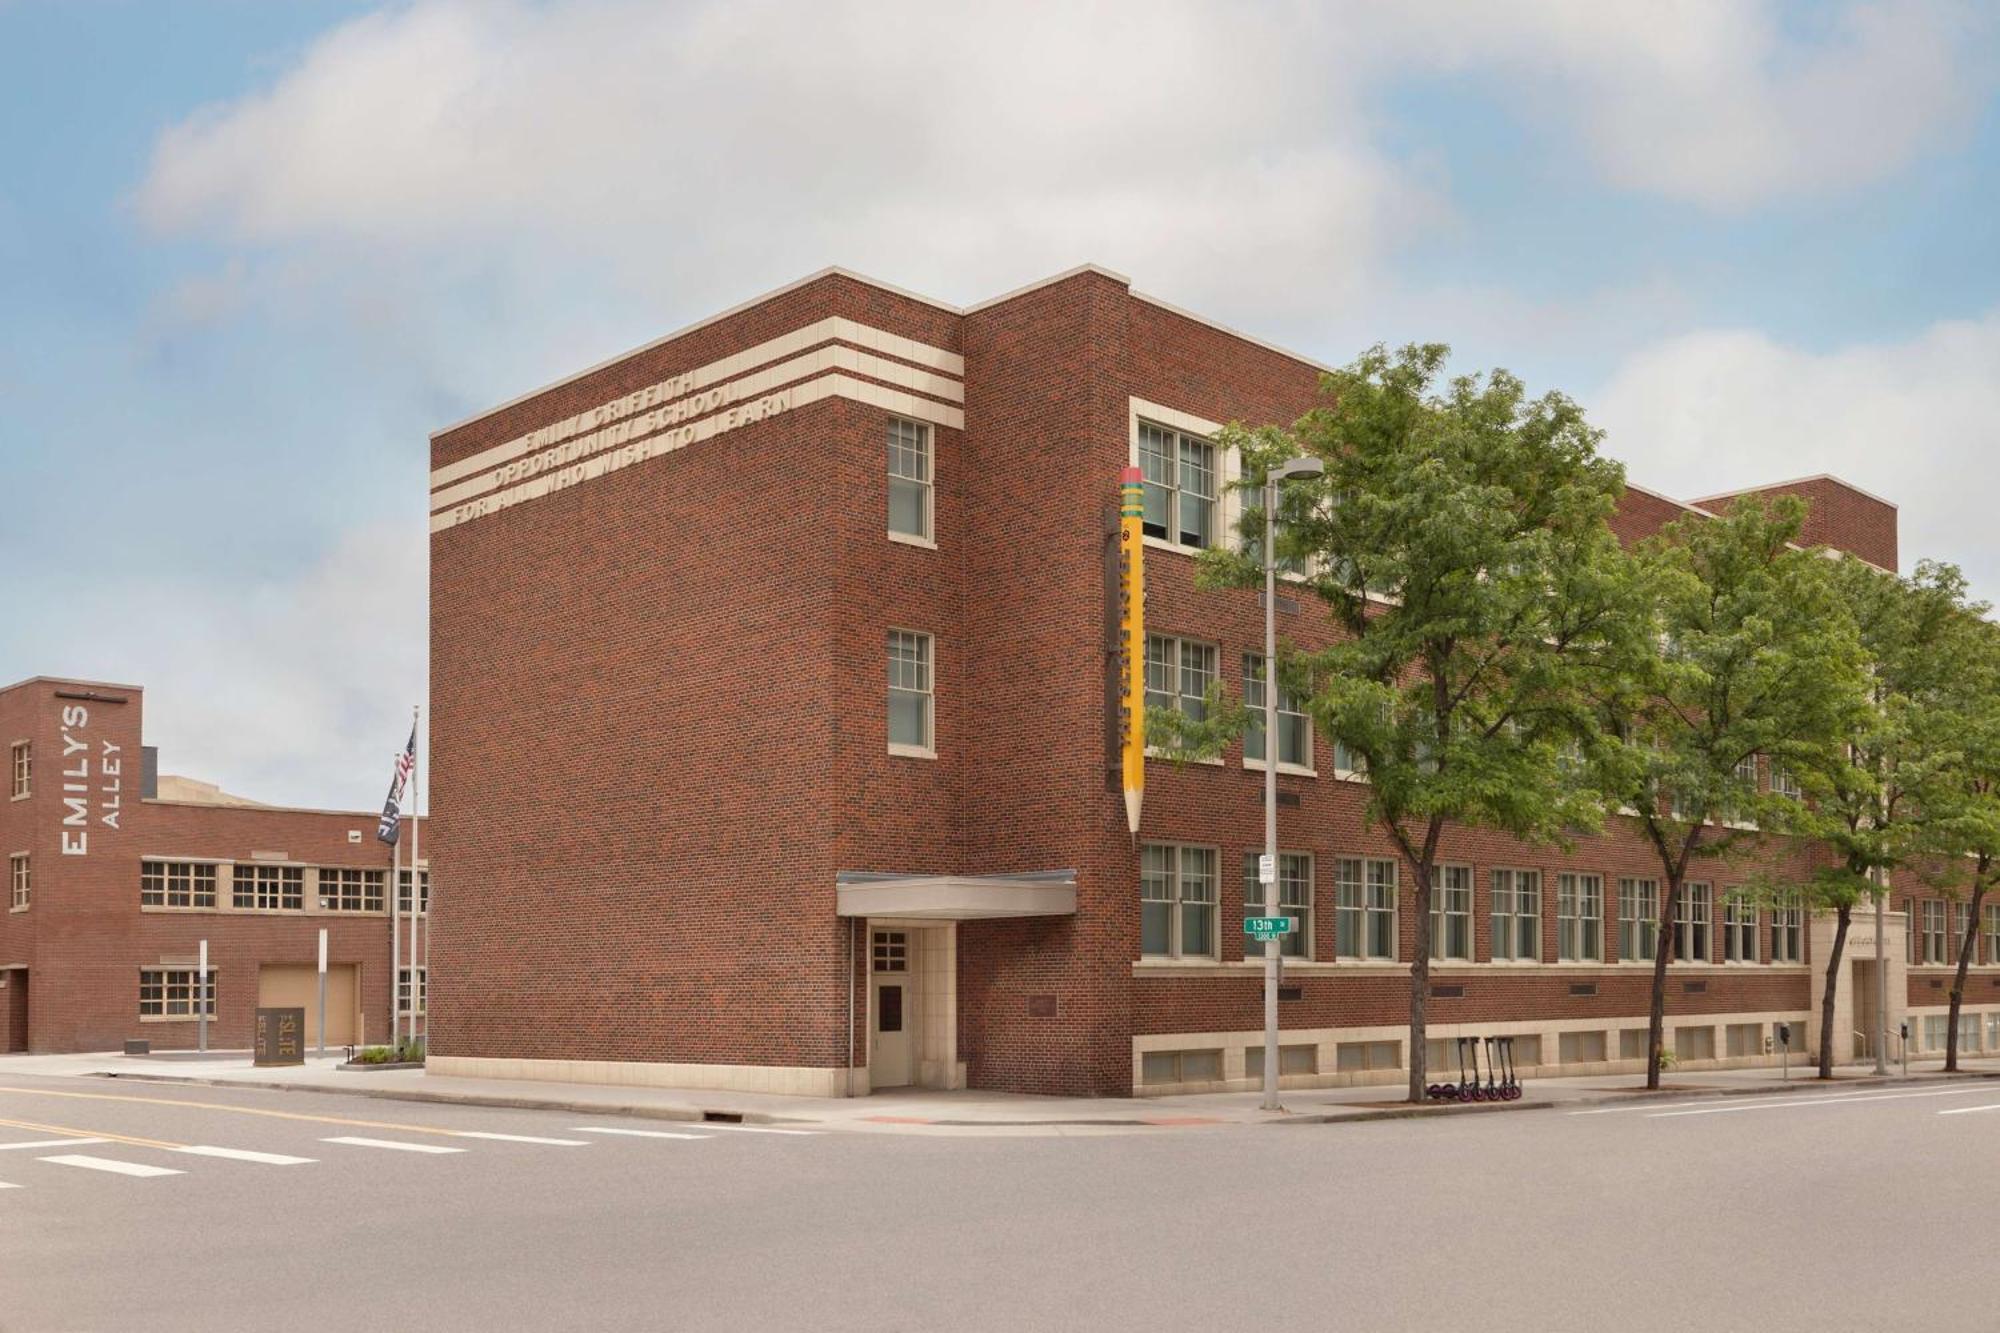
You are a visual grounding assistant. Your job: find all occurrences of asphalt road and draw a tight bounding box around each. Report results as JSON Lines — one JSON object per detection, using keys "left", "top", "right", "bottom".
{"left": 2, "top": 1071, "right": 1996, "bottom": 1332}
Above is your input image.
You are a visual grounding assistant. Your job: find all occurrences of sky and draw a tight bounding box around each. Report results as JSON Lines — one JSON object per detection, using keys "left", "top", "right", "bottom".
{"left": 2, "top": 0, "right": 1998, "bottom": 808}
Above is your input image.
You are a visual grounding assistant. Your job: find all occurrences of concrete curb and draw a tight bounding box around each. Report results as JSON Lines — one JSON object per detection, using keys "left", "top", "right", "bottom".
{"left": 1280, "top": 1099, "right": 1554, "bottom": 1125}
{"left": 92, "top": 1071, "right": 808, "bottom": 1128}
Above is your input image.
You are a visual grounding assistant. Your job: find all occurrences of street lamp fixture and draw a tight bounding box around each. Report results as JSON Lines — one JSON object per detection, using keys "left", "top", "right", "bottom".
{"left": 1259, "top": 455, "right": 1323, "bottom": 1113}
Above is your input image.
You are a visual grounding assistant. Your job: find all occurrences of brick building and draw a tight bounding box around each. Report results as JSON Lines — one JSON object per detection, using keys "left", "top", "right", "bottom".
{"left": 427, "top": 263, "right": 1964, "bottom": 1098}
{"left": 1, "top": 676, "right": 427, "bottom": 1054}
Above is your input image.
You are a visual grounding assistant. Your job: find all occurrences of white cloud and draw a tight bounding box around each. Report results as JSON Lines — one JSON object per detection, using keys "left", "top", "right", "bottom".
{"left": 1372, "top": 0, "right": 1988, "bottom": 209}
{"left": 1593, "top": 310, "right": 2000, "bottom": 600}
{"left": 20, "top": 522, "right": 428, "bottom": 811}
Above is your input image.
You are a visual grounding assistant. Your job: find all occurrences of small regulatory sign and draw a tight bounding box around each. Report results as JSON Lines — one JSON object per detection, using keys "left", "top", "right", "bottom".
{"left": 1256, "top": 853, "right": 1276, "bottom": 885}
{"left": 1243, "top": 915, "right": 1294, "bottom": 941}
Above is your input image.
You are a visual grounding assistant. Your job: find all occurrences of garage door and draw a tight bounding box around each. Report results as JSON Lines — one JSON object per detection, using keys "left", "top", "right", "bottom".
{"left": 257, "top": 963, "right": 358, "bottom": 1046}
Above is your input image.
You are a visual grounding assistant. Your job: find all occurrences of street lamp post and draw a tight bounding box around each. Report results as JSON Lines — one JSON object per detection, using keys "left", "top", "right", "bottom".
{"left": 1260, "top": 456, "right": 1324, "bottom": 1113}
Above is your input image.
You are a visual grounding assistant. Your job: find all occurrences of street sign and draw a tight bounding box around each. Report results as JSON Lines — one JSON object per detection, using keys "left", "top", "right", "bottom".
{"left": 1256, "top": 853, "right": 1276, "bottom": 885}
{"left": 1244, "top": 915, "right": 1294, "bottom": 941}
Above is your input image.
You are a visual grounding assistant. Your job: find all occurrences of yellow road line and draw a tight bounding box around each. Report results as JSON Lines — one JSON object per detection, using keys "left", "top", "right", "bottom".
{"left": 0, "top": 1114, "right": 186, "bottom": 1152}
{"left": 0, "top": 1086, "right": 475, "bottom": 1139}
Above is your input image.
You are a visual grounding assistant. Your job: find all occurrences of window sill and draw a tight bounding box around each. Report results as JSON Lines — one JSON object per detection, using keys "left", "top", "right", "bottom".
{"left": 139, "top": 1014, "right": 213, "bottom": 1024}
{"left": 887, "top": 743, "right": 937, "bottom": 760}
{"left": 8, "top": 904, "right": 26, "bottom": 914}
{"left": 140, "top": 905, "right": 221, "bottom": 914}
{"left": 1242, "top": 758, "right": 1318, "bottom": 779}
{"left": 1145, "top": 751, "right": 1224, "bottom": 767}
{"left": 9, "top": 792, "right": 28, "bottom": 803}
{"left": 887, "top": 530, "right": 937, "bottom": 551}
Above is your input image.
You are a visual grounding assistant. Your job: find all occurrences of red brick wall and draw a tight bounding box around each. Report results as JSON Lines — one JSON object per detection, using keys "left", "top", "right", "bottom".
{"left": 1698, "top": 477, "right": 1898, "bottom": 570}
{"left": 0, "top": 677, "right": 420, "bottom": 1053}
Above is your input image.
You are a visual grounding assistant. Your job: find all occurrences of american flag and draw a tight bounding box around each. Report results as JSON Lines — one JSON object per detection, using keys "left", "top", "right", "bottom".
{"left": 376, "top": 723, "right": 416, "bottom": 845}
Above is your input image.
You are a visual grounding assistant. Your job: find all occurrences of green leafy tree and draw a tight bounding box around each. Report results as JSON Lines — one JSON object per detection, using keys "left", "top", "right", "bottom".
{"left": 1583, "top": 497, "right": 1864, "bottom": 1090}
{"left": 1937, "top": 612, "right": 2000, "bottom": 1072}
{"left": 1153, "top": 344, "right": 1628, "bottom": 1103}
{"left": 1800, "top": 558, "right": 1976, "bottom": 1077}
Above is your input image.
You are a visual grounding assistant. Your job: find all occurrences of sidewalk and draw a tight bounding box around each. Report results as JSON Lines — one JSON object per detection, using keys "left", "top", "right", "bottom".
{"left": 4, "top": 1048, "right": 1997, "bottom": 1136}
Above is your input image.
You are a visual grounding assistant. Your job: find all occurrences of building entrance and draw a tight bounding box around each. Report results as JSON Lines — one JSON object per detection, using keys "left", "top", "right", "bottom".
{"left": 870, "top": 931, "right": 913, "bottom": 1088}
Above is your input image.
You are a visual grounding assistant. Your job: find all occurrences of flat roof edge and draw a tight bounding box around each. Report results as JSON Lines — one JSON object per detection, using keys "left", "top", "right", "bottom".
{"left": 1, "top": 675, "right": 146, "bottom": 697}
{"left": 1690, "top": 472, "right": 1900, "bottom": 512}
{"left": 1128, "top": 288, "right": 1341, "bottom": 377}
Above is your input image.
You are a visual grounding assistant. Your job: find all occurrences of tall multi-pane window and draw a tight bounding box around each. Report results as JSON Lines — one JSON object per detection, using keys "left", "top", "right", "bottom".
{"left": 398, "top": 967, "right": 428, "bottom": 1017}
{"left": 887, "top": 630, "right": 934, "bottom": 753}
{"left": 1242, "top": 852, "right": 1312, "bottom": 959}
{"left": 1771, "top": 765, "right": 1803, "bottom": 801}
{"left": 1619, "top": 878, "right": 1659, "bottom": 962}
{"left": 1558, "top": 873, "right": 1603, "bottom": 962}
{"left": 1431, "top": 864, "right": 1472, "bottom": 961}
{"left": 1953, "top": 903, "right": 1971, "bottom": 966}
{"left": 233, "top": 864, "right": 304, "bottom": 911}
{"left": 1675, "top": 883, "right": 1712, "bottom": 963}
{"left": 1242, "top": 654, "right": 1310, "bottom": 770}
{"left": 1491, "top": 869, "right": 1541, "bottom": 961}
{"left": 1335, "top": 857, "right": 1397, "bottom": 960}
{"left": 1985, "top": 903, "right": 2000, "bottom": 966}
{"left": 8, "top": 853, "right": 27, "bottom": 911}
{"left": 1137, "top": 421, "right": 1217, "bottom": 549}
{"left": 1722, "top": 895, "right": 1757, "bottom": 963}
{"left": 138, "top": 968, "right": 214, "bottom": 1018}
{"left": 397, "top": 867, "right": 432, "bottom": 915}
{"left": 1770, "top": 893, "right": 1803, "bottom": 963}
{"left": 141, "top": 861, "right": 217, "bottom": 909}
{"left": 319, "top": 867, "right": 386, "bottom": 912}
{"left": 8, "top": 741, "right": 27, "bottom": 798}
{"left": 886, "top": 417, "right": 932, "bottom": 542}
{"left": 1920, "top": 900, "right": 1948, "bottom": 965}
{"left": 1140, "top": 844, "right": 1217, "bottom": 959}
{"left": 1145, "top": 636, "right": 1216, "bottom": 722}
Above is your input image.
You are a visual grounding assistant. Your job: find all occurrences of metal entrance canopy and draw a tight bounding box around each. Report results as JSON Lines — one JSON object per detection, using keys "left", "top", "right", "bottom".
{"left": 834, "top": 870, "right": 1077, "bottom": 920}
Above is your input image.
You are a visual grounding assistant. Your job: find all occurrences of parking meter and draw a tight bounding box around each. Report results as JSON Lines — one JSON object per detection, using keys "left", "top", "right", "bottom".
{"left": 1777, "top": 1022, "right": 1790, "bottom": 1079}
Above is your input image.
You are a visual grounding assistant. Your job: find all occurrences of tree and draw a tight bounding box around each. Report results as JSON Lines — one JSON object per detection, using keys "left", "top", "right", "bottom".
{"left": 1582, "top": 496, "right": 1864, "bottom": 1090}
{"left": 1155, "top": 344, "right": 1628, "bottom": 1103}
{"left": 1938, "top": 613, "right": 2000, "bottom": 1072}
{"left": 1802, "top": 557, "right": 1975, "bottom": 1077}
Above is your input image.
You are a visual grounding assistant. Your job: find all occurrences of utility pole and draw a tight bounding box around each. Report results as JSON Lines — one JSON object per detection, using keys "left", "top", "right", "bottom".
{"left": 1257, "top": 457, "right": 1324, "bottom": 1113}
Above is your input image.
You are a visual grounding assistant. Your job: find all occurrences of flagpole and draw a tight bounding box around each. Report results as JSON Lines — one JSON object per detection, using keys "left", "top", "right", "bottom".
{"left": 409, "top": 704, "right": 421, "bottom": 1053}
{"left": 391, "top": 761, "right": 403, "bottom": 1050}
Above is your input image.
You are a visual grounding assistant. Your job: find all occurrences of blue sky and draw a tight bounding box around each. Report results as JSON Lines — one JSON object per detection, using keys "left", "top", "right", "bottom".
{"left": 2, "top": 0, "right": 1997, "bottom": 805}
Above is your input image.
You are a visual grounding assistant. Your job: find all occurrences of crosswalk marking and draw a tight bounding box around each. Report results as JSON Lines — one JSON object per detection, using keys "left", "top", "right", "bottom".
{"left": 1936, "top": 1102, "right": 2000, "bottom": 1116}
{"left": 570, "top": 1126, "right": 712, "bottom": 1141}
{"left": 322, "top": 1136, "right": 465, "bottom": 1155}
{"left": 450, "top": 1132, "right": 589, "bottom": 1146}
{"left": 1647, "top": 1087, "right": 1993, "bottom": 1118}
{"left": 694, "top": 1123, "right": 819, "bottom": 1136}
{"left": 0, "top": 1181, "right": 18, "bottom": 1190}
{"left": 0, "top": 1138, "right": 107, "bottom": 1151}
{"left": 39, "top": 1154, "right": 183, "bottom": 1178}
{"left": 176, "top": 1146, "right": 317, "bottom": 1165}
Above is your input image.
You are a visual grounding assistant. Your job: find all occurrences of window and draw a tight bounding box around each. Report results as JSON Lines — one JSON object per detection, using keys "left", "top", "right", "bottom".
{"left": 1243, "top": 654, "right": 1311, "bottom": 770}
{"left": 398, "top": 966, "right": 428, "bottom": 1017}
{"left": 1920, "top": 900, "right": 1948, "bottom": 965}
{"left": 1491, "top": 869, "right": 1541, "bottom": 962}
{"left": 1140, "top": 1049, "right": 1223, "bottom": 1085}
{"left": 397, "top": 867, "right": 432, "bottom": 915}
{"left": 319, "top": 867, "right": 386, "bottom": 912}
{"left": 1985, "top": 904, "right": 2000, "bottom": 966}
{"left": 1619, "top": 878, "right": 1659, "bottom": 962}
{"left": 1675, "top": 882, "right": 1712, "bottom": 963}
{"left": 887, "top": 630, "right": 934, "bottom": 753}
{"left": 886, "top": 417, "right": 932, "bottom": 542}
{"left": 1954, "top": 903, "right": 1971, "bottom": 965}
{"left": 1335, "top": 857, "right": 1397, "bottom": 960}
{"left": 1335, "top": 1041, "right": 1401, "bottom": 1072}
{"left": 1558, "top": 873, "right": 1603, "bottom": 962}
{"left": 1431, "top": 864, "right": 1472, "bottom": 961}
{"left": 1734, "top": 755, "right": 1761, "bottom": 788}
{"left": 1722, "top": 895, "right": 1757, "bottom": 963}
{"left": 1242, "top": 851, "right": 1312, "bottom": 959}
{"left": 1245, "top": 1043, "right": 1319, "bottom": 1081}
{"left": 1676, "top": 1025, "right": 1716, "bottom": 1062}
{"left": 1771, "top": 893, "right": 1803, "bottom": 963}
{"left": 1559, "top": 1030, "right": 1607, "bottom": 1064}
{"left": 8, "top": 741, "right": 26, "bottom": 798}
{"left": 1137, "top": 421, "right": 1217, "bottom": 549}
{"left": 1145, "top": 636, "right": 1216, "bottom": 722}
{"left": 1140, "top": 843, "right": 1217, "bottom": 959}
{"left": 233, "top": 863, "right": 304, "bottom": 911}
{"left": 140, "top": 861, "right": 217, "bottom": 910}
{"left": 139, "top": 968, "right": 214, "bottom": 1019}
{"left": 1771, "top": 765, "right": 1803, "bottom": 800}
{"left": 8, "top": 854, "right": 27, "bottom": 911}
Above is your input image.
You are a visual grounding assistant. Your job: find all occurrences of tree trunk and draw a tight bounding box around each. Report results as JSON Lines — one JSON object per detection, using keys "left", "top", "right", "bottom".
{"left": 1947, "top": 884, "right": 1986, "bottom": 1073}
{"left": 1407, "top": 859, "right": 1434, "bottom": 1104}
{"left": 1647, "top": 874, "right": 1681, "bottom": 1091}
{"left": 1816, "top": 903, "right": 1853, "bottom": 1079}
